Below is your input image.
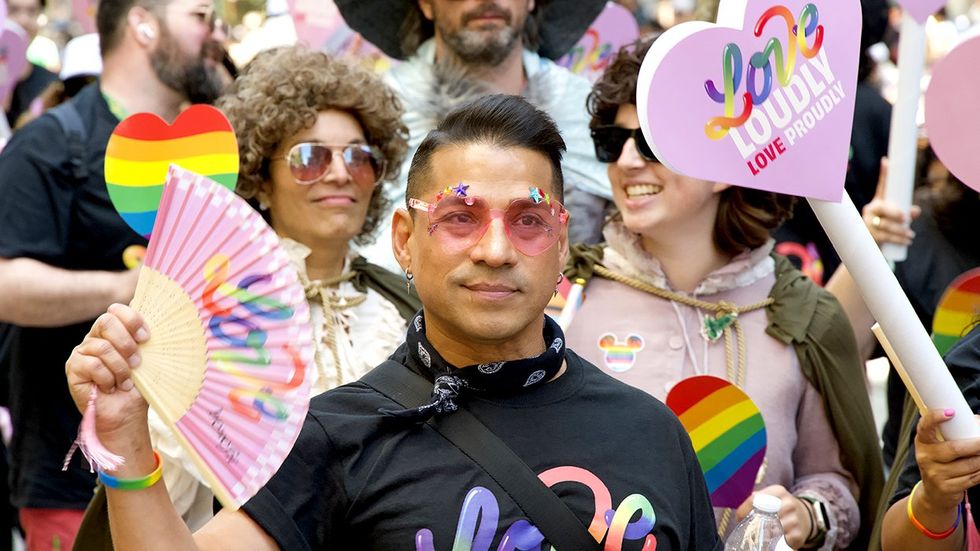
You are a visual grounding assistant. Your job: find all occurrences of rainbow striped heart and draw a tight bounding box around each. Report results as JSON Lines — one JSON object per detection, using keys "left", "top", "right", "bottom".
{"left": 933, "top": 268, "right": 980, "bottom": 356}
{"left": 666, "top": 375, "right": 766, "bottom": 509}
{"left": 104, "top": 105, "right": 238, "bottom": 238}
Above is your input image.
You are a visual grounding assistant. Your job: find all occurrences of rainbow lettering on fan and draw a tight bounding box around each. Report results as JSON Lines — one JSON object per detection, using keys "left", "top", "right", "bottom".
{"left": 202, "top": 254, "right": 305, "bottom": 424}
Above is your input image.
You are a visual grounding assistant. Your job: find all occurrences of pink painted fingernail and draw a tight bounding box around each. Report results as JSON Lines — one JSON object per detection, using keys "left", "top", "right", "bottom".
{"left": 945, "top": 408, "right": 956, "bottom": 417}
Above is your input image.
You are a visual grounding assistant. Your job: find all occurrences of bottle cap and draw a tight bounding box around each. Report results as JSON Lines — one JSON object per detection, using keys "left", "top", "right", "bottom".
{"left": 753, "top": 493, "right": 782, "bottom": 514}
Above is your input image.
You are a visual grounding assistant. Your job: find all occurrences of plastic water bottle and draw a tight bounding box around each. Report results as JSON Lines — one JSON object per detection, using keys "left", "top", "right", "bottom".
{"left": 724, "top": 493, "right": 788, "bottom": 551}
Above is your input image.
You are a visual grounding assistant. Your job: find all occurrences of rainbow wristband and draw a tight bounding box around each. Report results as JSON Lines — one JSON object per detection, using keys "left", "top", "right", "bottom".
{"left": 907, "top": 481, "right": 963, "bottom": 540}
{"left": 98, "top": 451, "right": 163, "bottom": 491}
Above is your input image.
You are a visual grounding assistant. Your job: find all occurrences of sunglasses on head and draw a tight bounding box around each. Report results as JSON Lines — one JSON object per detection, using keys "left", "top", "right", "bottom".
{"left": 279, "top": 143, "right": 387, "bottom": 186}
{"left": 408, "top": 187, "right": 569, "bottom": 257}
{"left": 591, "top": 126, "right": 659, "bottom": 164}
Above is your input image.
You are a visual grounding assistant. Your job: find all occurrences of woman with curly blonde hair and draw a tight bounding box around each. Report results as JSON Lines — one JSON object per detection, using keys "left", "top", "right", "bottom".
{"left": 73, "top": 46, "right": 422, "bottom": 545}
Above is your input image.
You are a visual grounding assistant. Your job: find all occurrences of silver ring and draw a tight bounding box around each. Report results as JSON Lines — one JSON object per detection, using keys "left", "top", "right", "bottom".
{"left": 871, "top": 215, "right": 882, "bottom": 229}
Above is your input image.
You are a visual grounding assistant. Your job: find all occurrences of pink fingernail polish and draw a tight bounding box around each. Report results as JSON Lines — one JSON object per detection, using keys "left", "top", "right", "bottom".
{"left": 945, "top": 408, "right": 956, "bottom": 417}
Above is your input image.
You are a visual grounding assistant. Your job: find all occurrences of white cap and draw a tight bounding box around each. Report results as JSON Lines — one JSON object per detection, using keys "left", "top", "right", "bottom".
{"left": 753, "top": 493, "right": 782, "bottom": 514}
{"left": 60, "top": 33, "right": 102, "bottom": 81}
{"left": 266, "top": 0, "right": 289, "bottom": 17}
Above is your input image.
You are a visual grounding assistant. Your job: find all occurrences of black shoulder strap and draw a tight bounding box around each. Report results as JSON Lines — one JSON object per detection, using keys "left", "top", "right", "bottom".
{"left": 361, "top": 361, "right": 599, "bottom": 550}
{"left": 48, "top": 102, "right": 89, "bottom": 181}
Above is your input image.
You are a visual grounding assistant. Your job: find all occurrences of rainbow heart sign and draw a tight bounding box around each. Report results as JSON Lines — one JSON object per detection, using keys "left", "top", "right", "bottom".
{"left": 104, "top": 105, "right": 239, "bottom": 238}
{"left": 637, "top": 0, "right": 861, "bottom": 201}
{"left": 666, "top": 376, "right": 766, "bottom": 509}
{"left": 897, "top": 0, "right": 946, "bottom": 24}
{"left": 932, "top": 268, "right": 980, "bottom": 356}
{"left": 925, "top": 35, "right": 980, "bottom": 193}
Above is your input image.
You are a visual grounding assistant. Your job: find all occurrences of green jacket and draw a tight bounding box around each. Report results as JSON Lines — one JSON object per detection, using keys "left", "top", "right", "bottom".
{"left": 566, "top": 244, "right": 884, "bottom": 550}
{"left": 72, "top": 258, "right": 420, "bottom": 551}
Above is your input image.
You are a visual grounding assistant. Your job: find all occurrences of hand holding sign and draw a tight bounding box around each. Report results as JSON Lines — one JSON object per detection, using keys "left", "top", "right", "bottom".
{"left": 637, "top": 0, "right": 860, "bottom": 201}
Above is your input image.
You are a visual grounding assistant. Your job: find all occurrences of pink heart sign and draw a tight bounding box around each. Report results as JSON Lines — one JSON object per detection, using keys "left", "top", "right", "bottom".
{"left": 70, "top": 0, "right": 98, "bottom": 34}
{"left": 637, "top": 0, "right": 861, "bottom": 201}
{"left": 288, "top": 0, "right": 345, "bottom": 52}
{"left": 925, "top": 35, "right": 980, "bottom": 192}
{"left": 896, "top": 0, "right": 946, "bottom": 24}
{"left": 556, "top": 2, "right": 641, "bottom": 83}
{"left": 1, "top": 20, "right": 29, "bottom": 108}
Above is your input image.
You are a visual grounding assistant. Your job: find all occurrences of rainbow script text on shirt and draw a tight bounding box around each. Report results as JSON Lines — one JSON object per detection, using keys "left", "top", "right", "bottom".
{"left": 415, "top": 466, "right": 658, "bottom": 550}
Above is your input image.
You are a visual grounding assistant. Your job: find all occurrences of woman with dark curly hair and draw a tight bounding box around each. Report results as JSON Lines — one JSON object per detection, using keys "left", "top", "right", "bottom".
{"left": 562, "top": 37, "right": 882, "bottom": 549}
{"left": 72, "top": 46, "right": 423, "bottom": 542}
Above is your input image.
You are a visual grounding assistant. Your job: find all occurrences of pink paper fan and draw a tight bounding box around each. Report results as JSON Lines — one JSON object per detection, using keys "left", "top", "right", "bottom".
{"left": 129, "top": 165, "right": 313, "bottom": 509}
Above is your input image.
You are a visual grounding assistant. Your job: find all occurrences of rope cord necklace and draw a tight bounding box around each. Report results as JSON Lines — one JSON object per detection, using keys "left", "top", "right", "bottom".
{"left": 592, "top": 264, "right": 773, "bottom": 535}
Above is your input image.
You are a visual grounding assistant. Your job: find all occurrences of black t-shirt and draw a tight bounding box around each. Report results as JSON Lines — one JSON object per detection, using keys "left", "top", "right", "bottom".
{"left": 0, "top": 81, "right": 146, "bottom": 509}
{"left": 889, "top": 324, "right": 980, "bottom": 528}
{"left": 242, "top": 346, "right": 722, "bottom": 550}
{"left": 881, "top": 201, "right": 980, "bottom": 466}
{"left": 5, "top": 63, "right": 59, "bottom": 127}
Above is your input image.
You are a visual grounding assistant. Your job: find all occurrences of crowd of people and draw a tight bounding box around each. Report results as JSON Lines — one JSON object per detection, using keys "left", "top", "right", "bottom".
{"left": 2, "top": 0, "right": 980, "bottom": 549}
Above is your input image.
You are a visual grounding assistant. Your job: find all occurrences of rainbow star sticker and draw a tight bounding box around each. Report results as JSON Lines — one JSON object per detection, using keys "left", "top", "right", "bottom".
{"left": 452, "top": 183, "right": 469, "bottom": 197}
{"left": 529, "top": 187, "right": 544, "bottom": 204}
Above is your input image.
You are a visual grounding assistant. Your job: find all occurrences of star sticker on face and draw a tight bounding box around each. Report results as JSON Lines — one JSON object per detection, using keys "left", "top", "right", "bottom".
{"left": 452, "top": 183, "right": 469, "bottom": 197}
{"left": 529, "top": 187, "right": 544, "bottom": 204}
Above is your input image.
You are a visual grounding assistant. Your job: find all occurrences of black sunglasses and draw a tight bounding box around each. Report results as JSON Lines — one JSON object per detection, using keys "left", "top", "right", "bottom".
{"left": 591, "top": 126, "right": 659, "bottom": 164}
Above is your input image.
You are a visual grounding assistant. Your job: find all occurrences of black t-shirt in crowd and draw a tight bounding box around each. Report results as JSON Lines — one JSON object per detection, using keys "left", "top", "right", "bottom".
{"left": 5, "top": 63, "right": 59, "bottom": 127}
{"left": 0, "top": 81, "right": 146, "bottom": 509}
{"left": 243, "top": 346, "right": 722, "bottom": 550}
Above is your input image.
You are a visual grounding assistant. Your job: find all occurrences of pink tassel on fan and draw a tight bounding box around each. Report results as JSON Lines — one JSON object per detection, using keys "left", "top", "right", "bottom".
{"left": 62, "top": 385, "right": 125, "bottom": 473}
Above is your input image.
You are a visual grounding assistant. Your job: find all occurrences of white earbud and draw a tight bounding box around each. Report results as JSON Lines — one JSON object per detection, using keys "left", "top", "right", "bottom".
{"left": 137, "top": 23, "right": 155, "bottom": 41}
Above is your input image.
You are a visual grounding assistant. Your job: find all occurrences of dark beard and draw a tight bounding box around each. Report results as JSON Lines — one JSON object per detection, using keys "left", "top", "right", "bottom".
{"left": 150, "top": 32, "right": 223, "bottom": 105}
{"left": 437, "top": 4, "right": 520, "bottom": 67}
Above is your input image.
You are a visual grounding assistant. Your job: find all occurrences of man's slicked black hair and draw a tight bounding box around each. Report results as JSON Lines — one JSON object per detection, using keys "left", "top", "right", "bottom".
{"left": 406, "top": 94, "right": 566, "bottom": 204}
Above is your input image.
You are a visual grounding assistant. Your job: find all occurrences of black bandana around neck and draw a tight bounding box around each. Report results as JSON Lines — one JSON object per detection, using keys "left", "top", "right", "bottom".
{"left": 383, "top": 311, "right": 566, "bottom": 422}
